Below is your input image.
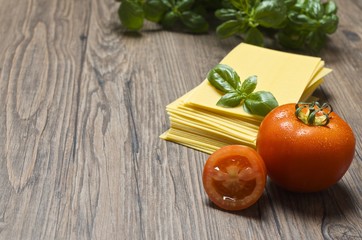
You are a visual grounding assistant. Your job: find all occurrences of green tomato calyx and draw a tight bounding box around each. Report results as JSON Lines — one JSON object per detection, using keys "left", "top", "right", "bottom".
{"left": 295, "top": 102, "right": 333, "bottom": 126}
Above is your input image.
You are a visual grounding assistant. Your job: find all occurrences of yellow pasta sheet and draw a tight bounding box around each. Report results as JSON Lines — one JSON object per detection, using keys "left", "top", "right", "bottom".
{"left": 185, "top": 43, "right": 331, "bottom": 117}
{"left": 161, "top": 43, "right": 332, "bottom": 154}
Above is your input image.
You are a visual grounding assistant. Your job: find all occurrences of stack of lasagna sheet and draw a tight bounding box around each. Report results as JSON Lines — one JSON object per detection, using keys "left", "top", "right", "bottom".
{"left": 160, "top": 43, "right": 332, "bottom": 154}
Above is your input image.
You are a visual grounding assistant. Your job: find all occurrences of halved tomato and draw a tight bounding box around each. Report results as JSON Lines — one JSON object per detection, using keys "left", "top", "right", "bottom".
{"left": 202, "top": 145, "right": 267, "bottom": 211}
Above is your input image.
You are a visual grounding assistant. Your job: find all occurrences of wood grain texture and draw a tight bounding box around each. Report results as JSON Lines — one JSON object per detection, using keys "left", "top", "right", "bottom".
{"left": 0, "top": 0, "right": 361, "bottom": 239}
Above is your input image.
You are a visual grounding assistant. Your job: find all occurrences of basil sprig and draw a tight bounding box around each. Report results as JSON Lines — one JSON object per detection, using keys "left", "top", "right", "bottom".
{"left": 207, "top": 64, "right": 278, "bottom": 117}
{"left": 118, "top": 0, "right": 339, "bottom": 53}
{"left": 118, "top": 0, "right": 209, "bottom": 33}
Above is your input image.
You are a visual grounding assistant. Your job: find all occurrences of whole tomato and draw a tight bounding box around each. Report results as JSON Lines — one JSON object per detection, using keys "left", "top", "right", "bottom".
{"left": 256, "top": 102, "right": 355, "bottom": 192}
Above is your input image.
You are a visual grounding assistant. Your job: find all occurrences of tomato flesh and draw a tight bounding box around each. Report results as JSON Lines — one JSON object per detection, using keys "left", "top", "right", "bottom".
{"left": 202, "top": 145, "right": 266, "bottom": 211}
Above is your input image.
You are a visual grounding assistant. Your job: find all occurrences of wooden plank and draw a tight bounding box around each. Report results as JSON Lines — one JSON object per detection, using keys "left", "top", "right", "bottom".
{"left": 0, "top": 0, "right": 90, "bottom": 239}
{"left": 317, "top": 2, "right": 362, "bottom": 239}
{"left": 0, "top": 0, "right": 361, "bottom": 239}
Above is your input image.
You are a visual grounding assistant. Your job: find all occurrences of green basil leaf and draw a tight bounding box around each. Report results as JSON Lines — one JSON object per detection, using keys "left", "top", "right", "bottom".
{"left": 144, "top": 0, "right": 169, "bottom": 22}
{"left": 216, "top": 92, "right": 244, "bottom": 108}
{"left": 244, "top": 91, "right": 278, "bottom": 116}
{"left": 216, "top": 20, "right": 245, "bottom": 38}
{"left": 305, "top": 0, "right": 323, "bottom": 19}
{"left": 294, "top": 0, "right": 307, "bottom": 11}
{"left": 215, "top": 9, "right": 238, "bottom": 21}
{"left": 323, "top": 1, "right": 337, "bottom": 15}
{"left": 320, "top": 15, "right": 338, "bottom": 34}
{"left": 161, "top": 0, "right": 175, "bottom": 8}
{"left": 284, "top": 0, "right": 296, "bottom": 9}
{"left": 240, "top": 75, "right": 257, "bottom": 95}
{"left": 306, "top": 31, "right": 326, "bottom": 53}
{"left": 180, "top": 11, "right": 209, "bottom": 33}
{"left": 254, "top": 0, "right": 287, "bottom": 28}
{"left": 229, "top": 0, "right": 248, "bottom": 11}
{"left": 161, "top": 11, "right": 179, "bottom": 28}
{"left": 176, "top": 0, "right": 194, "bottom": 11}
{"left": 229, "top": 0, "right": 261, "bottom": 11}
{"left": 288, "top": 13, "right": 318, "bottom": 29}
{"left": 118, "top": 0, "right": 145, "bottom": 31}
{"left": 207, "top": 64, "right": 241, "bottom": 93}
{"left": 245, "top": 27, "right": 264, "bottom": 46}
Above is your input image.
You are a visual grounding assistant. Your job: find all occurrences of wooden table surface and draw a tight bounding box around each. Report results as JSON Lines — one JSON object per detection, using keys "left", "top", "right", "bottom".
{"left": 0, "top": 0, "right": 361, "bottom": 239}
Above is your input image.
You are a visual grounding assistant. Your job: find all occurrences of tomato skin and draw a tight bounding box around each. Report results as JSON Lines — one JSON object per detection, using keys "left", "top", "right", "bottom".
{"left": 202, "top": 145, "right": 267, "bottom": 211}
{"left": 256, "top": 103, "right": 356, "bottom": 192}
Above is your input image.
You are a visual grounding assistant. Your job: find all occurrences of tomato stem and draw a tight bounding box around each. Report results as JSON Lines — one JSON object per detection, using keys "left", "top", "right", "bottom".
{"left": 295, "top": 102, "right": 333, "bottom": 126}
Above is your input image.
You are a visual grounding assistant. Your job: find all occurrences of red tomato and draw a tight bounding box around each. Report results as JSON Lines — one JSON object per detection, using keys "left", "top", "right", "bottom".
{"left": 202, "top": 145, "right": 267, "bottom": 211}
{"left": 256, "top": 103, "right": 355, "bottom": 192}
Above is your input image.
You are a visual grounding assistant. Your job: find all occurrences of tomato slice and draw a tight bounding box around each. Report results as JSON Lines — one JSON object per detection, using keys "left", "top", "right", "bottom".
{"left": 202, "top": 145, "right": 267, "bottom": 211}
